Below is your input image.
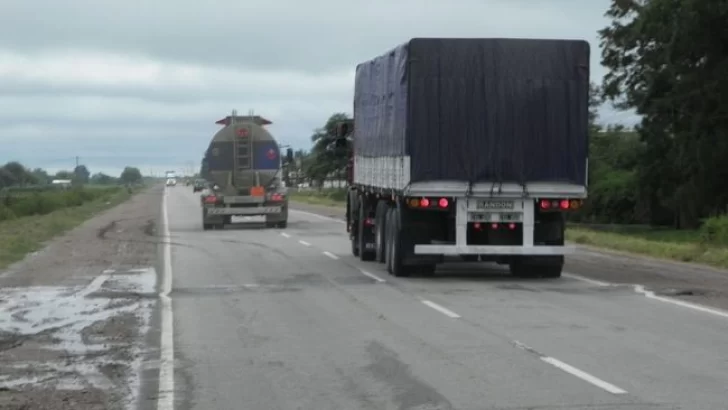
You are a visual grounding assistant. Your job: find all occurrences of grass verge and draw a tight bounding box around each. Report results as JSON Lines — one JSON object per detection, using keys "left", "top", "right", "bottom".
{"left": 0, "top": 187, "right": 139, "bottom": 270}
{"left": 288, "top": 189, "right": 728, "bottom": 269}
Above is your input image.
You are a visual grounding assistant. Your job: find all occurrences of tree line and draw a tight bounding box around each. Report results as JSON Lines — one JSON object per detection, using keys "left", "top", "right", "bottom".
{"left": 291, "top": 0, "right": 728, "bottom": 230}
{"left": 0, "top": 161, "right": 145, "bottom": 190}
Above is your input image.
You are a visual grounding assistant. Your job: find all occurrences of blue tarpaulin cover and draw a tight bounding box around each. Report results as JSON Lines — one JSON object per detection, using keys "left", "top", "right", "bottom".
{"left": 353, "top": 38, "right": 591, "bottom": 186}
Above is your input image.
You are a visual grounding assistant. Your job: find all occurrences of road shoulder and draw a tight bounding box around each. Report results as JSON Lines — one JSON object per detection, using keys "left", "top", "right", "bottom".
{"left": 0, "top": 185, "right": 163, "bottom": 410}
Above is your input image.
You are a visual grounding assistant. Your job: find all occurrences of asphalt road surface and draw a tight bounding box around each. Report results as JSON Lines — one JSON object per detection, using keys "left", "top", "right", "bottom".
{"left": 161, "top": 187, "right": 728, "bottom": 410}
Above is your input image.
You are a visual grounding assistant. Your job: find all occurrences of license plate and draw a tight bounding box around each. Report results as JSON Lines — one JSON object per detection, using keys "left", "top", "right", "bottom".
{"left": 477, "top": 200, "right": 514, "bottom": 210}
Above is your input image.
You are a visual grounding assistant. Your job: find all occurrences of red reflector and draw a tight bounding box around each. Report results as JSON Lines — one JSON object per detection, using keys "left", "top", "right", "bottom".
{"left": 559, "top": 199, "right": 570, "bottom": 209}
{"left": 438, "top": 198, "right": 449, "bottom": 208}
{"left": 364, "top": 218, "right": 375, "bottom": 226}
{"left": 508, "top": 223, "right": 516, "bottom": 230}
{"left": 204, "top": 195, "right": 217, "bottom": 204}
{"left": 420, "top": 198, "right": 430, "bottom": 207}
{"left": 491, "top": 223, "right": 498, "bottom": 229}
{"left": 474, "top": 223, "right": 481, "bottom": 229}
{"left": 270, "top": 193, "right": 283, "bottom": 201}
{"left": 540, "top": 199, "right": 550, "bottom": 209}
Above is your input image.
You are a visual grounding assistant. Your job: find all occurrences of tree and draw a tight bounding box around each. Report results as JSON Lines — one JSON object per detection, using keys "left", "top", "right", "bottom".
{"left": 306, "top": 113, "right": 352, "bottom": 186}
{"left": 91, "top": 172, "right": 117, "bottom": 185}
{"left": 120, "top": 167, "right": 143, "bottom": 184}
{"left": 599, "top": 0, "right": 728, "bottom": 228}
{"left": 55, "top": 170, "right": 74, "bottom": 180}
{"left": 73, "top": 165, "right": 90, "bottom": 184}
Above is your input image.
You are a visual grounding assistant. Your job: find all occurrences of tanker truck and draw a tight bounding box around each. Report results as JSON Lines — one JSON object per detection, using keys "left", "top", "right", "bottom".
{"left": 334, "top": 38, "right": 590, "bottom": 279}
{"left": 200, "top": 112, "right": 293, "bottom": 230}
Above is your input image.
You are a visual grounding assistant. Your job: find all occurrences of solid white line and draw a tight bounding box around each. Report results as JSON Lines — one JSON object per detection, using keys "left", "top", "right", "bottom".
{"left": 157, "top": 188, "right": 175, "bottom": 410}
{"left": 280, "top": 232, "right": 291, "bottom": 238}
{"left": 359, "top": 269, "right": 386, "bottom": 283}
{"left": 421, "top": 300, "right": 461, "bottom": 318}
{"left": 289, "top": 209, "right": 346, "bottom": 224}
{"left": 540, "top": 357, "right": 628, "bottom": 395}
{"left": 634, "top": 285, "right": 728, "bottom": 319}
{"left": 298, "top": 240, "right": 311, "bottom": 246}
{"left": 322, "top": 251, "right": 339, "bottom": 260}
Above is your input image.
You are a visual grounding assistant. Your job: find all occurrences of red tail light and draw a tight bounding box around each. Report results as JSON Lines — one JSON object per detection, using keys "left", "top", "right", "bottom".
{"left": 270, "top": 193, "right": 284, "bottom": 201}
{"left": 539, "top": 198, "right": 583, "bottom": 211}
{"left": 491, "top": 223, "right": 499, "bottom": 229}
{"left": 438, "top": 198, "right": 449, "bottom": 208}
{"left": 204, "top": 195, "right": 217, "bottom": 204}
{"left": 508, "top": 223, "right": 516, "bottom": 230}
{"left": 420, "top": 198, "right": 430, "bottom": 207}
{"left": 364, "top": 217, "right": 375, "bottom": 226}
{"left": 474, "top": 223, "right": 482, "bottom": 230}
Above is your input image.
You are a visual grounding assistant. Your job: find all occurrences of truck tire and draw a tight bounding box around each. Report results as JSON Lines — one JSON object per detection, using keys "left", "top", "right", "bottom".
{"left": 358, "top": 201, "right": 376, "bottom": 261}
{"left": 374, "top": 201, "right": 389, "bottom": 263}
{"left": 384, "top": 207, "right": 394, "bottom": 274}
{"left": 388, "top": 207, "right": 411, "bottom": 277}
{"left": 509, "top": 257, "right": 563, "bottom": 279}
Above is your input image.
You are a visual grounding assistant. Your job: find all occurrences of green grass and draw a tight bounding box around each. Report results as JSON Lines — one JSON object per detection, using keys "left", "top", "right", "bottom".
{"left": 288, "top": 189, "right": 728, "bottom": 269}
{"left": 0, "top": 186, "right": 138, "bottom": 270}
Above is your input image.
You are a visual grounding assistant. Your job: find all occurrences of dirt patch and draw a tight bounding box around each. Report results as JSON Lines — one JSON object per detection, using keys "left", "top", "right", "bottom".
{"left": 97, "top": 221, "right": 117, "bottom": 239}
{"left": 0, "top": 185, "right": 163, "bottom": 410}
{"left": 290, "top": 200, "right": 728, "bottom": 311}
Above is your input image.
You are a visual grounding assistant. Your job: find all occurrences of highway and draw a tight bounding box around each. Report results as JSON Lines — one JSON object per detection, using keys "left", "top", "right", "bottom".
{"left": 161, "top": 187, "right": 728, "bottom": 410}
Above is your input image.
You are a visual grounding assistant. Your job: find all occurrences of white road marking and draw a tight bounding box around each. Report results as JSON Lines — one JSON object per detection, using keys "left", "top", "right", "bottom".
{"left": 563, "top": 272, "right": 611, "bottom": 287}
{"left": 565, "top": 271, "right": 728, "bottom": 320}
{"left": 513, "top": 340, "right": 627, "bottom": 394}
{"left": 634, "top": 284, "right": 728, "bottom": 319}
{"left": 280, "top": 232, "right": 291, "bottom": 238}
{"left": 299, "top": 206, "right": 728, "bottom": 321}
{"left": 421, "top": 300, "right": 461, "bottom": 318}
{"left": 359, "top": 269, "right": 386, "bottom": 283}
{"left": 299, "top": 240, "right": 311, "bottom": 246}
{"left": 290, "top": 209, "right": 346, "bottom": 224}
{"left": 157, "top": 188, "right": 175, "bottom": 410}
{"left": 541, "top": 357, "right": 628, "bottom": 394}
{"left": 322, "top": 251, "right": 339, "bottom": 260}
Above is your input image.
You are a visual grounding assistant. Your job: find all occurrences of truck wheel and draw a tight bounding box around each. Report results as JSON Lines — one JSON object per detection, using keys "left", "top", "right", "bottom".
{"left": 351, "top": 234, "right": 360, "bottom": 256}
{"left": 384, "top": 208, "right": 394, "bottom": 274}
{"left": 509, "top": 257, "right": 563, "bottom": 279}
{"left": 389, "top": 207, "right": 411, "bottom": 277}
{"left": 277, "top": 221, "right": 288, "bottom": 229}
{"left": 374, "top": 201, "right": 389, "bottom": 263}
{"left": 358, "top": 201, "right": 376, "bottom": 261}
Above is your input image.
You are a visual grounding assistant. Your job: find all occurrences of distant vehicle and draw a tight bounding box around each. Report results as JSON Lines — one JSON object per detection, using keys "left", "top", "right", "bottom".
{"left": 192, "top": 179, "right": 206, "bottom": 193}
{"left": 334, "top": 38, "right": 590, "bottom": 279}
{"left": 199, "top": 112, "right": 293, "bottom": 230}
{"left": 166, "top": 178, "right": 177, "bottom": 187}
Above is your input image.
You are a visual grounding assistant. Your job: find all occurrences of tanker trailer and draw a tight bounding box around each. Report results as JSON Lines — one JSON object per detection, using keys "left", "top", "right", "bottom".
{"left": 200, "top": 113, "right": 293, "bottom": 230}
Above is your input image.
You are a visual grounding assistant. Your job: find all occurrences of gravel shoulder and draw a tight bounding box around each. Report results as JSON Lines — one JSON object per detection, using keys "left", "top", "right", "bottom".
{"left": 290, "top": 200, "right": 728, "bottom": 311}
{"left": 0, "top": 185, "right": 164, "bottom": 410}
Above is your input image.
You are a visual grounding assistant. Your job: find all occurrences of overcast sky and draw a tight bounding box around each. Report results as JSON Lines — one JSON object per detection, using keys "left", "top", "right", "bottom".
{"left": 0, "top": 0, "right": 635, "bottom": 176}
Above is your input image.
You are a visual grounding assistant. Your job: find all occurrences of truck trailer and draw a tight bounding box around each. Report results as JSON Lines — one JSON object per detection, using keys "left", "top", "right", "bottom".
{"left": 336, "top": 38, "right": 590, "bottom": 278}
{"left": 200, "top": 112, "right": 293, "bottom": 230}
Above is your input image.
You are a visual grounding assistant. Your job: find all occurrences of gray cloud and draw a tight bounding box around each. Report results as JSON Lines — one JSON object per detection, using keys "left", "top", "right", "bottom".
{"left": 0, "top": 0, "right": 632, "bottom": 175}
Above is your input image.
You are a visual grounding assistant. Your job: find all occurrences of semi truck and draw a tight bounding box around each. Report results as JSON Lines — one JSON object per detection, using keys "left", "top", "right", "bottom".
{"left": 334, "top": 38, "right": 590, "bottom": 279}
{"left": 200, "top": 112, "right": 293, "bottom": 230}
